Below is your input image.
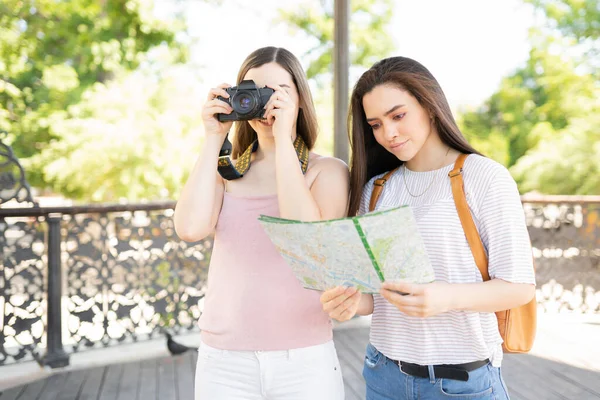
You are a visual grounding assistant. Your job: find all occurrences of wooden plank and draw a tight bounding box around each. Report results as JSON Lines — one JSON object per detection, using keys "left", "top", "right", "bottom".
{"left": 56, "top": 370, "right": 87, "bottom": 400}
{"left": 338, "top": 351, "right": 365, "bottom": 400}
{"left": 2, "top": 321, "right": 597, "bottom": 400}
{"left": 38, "top": 373, "right": 68, "bottom": 400}
{"left": 157, "top": 356, "right": 177, "bottom": 400}
{"left": 116, "top": 361, "right": 140, "bottom": 400}
{"left": 517, "top": 352, "right": 600, "bottom": 394}
{"left": 97, "top": 363, "right": 123, "bottom": 400}
{"left": 502, "top": 356, "right": 550, "bottom": 400}
{"left": 337, "top": 328, "right": 369, "bottom": 363}
{"left": 507, "top": 354, "right": 600, "bottom": 400}
{"left": 78, "top": 366, "right": 106, "bottom": 400}
{"left": 190, "top": 349, "right": 198, "bottom": 397}
{"left": 12, "top": 378, "right": 46, "bottom": 400}
{"left": 174, "top": 352, "right": 195, "bottom": 400}
{"left": 137, "top": 357, "right": 157, "bottom": 400}
{"left": 333, "top": 331, "right": 366, "bottom": 399}
{"left": 0, "top": 385, "right": 25, "bottom": 400}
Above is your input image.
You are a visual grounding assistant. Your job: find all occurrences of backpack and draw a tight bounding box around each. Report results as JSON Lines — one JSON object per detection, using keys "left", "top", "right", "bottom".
{"left": 369, "top": 153, "right": 537, "bottom": 353}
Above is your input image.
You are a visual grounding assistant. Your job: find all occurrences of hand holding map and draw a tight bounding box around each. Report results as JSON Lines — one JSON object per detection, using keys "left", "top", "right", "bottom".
{"left": 258, "top": 206, "right": 435, "bottom": 293}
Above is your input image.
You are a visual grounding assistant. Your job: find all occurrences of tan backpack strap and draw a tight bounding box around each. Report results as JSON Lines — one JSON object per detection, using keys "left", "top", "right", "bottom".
{"left": 449, "top": 154, "right": 490, "bottom": 281}
{"left": 369, "top": 168, "right": 399, "bottom": 212}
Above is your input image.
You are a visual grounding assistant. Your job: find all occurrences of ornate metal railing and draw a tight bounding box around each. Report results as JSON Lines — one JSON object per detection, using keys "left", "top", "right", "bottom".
{"left": 523, "top": 195, "right": 600, "bottom": 314}
{"left": 0, "top": 203, "right": 212, "bottom": 367}
{"left": 1, "top": 133, "right": 599, "bottom": 368}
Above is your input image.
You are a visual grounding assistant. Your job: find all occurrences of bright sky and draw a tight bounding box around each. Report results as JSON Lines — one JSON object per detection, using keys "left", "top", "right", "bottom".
{"left": 168, "top": 0, "right": 536, "bottom": 109}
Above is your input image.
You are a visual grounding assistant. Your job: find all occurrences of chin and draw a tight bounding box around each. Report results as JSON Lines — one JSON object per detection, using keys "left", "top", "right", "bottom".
{"left": 249, "top": 121, "right": 273, "bottom": 136}
{"left": 389, "top": 145, "right": 415, "bottom": 162}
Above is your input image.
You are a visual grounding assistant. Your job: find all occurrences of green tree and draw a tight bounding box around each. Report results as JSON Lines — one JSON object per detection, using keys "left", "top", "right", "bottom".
{"left": 511, "top": 111, "right": 600, "bottom": 195}
{"left": 526, "top": 0, "right": 599, "bottom": 75}
{"left": 459, "top": 0, "right": 599, "bottom": 194}
{"left": 460, "top": 40, "right": 596, "bottom": 167}
{"left": 0, "top": 0, "right": 186, "bottom": 186}
{"left": 278, "top": 0, "right": 395, "bottom": 81}
{"left": 35, "top": 60, "right": 205, "bottom": 202}
{"left": 526, "top": 0, "right": 600, "bottom": 42}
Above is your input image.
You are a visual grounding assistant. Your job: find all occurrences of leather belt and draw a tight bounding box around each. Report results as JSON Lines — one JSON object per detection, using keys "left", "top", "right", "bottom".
{"left": 390, "top": 358, "right": 489, "bottom": 382}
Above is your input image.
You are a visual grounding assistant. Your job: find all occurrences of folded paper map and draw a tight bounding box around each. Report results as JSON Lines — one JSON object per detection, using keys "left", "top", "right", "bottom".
{"left": 258, "top": 206, "right": 435, "bottom": 293}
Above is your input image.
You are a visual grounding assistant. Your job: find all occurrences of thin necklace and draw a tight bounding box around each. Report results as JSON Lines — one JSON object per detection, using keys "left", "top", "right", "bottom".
{"left": 403, "top": 147, "right": 451, "bottom": 198}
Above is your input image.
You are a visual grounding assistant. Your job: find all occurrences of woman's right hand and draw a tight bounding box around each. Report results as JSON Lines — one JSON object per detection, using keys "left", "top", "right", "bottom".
{"left": 202, "top": 83, "right": 234, "bottom": 138}
{"left": 320, "top": 286, "right": 362, "bottom": 322}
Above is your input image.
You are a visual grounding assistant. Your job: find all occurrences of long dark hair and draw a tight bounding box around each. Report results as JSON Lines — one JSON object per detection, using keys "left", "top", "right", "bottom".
{"left": 347, "top": 56, "right": 481, "bottom": 216}
{"left": 232, "top": 47, "right": 318, "bottom": 158}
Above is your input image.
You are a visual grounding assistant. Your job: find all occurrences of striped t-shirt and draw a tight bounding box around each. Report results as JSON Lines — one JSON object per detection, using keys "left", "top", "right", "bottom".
{"left": 359, "top": 154, "right": 535, "bottom": 367}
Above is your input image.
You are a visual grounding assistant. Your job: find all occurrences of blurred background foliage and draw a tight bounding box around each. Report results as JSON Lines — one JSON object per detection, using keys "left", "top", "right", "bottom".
{"left": 0, "top": 0, "right": 598, "bottom": 202}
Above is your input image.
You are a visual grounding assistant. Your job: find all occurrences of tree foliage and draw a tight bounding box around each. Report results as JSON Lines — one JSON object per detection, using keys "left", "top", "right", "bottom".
{"left": 278, "top": 0, "right": 395, "bottom": 81}
{"left": 32, "top": 61, "right": 204, "bottom": 202}
{"left": 459, "top": 1, "right": 599, "bottom": 194}
{"left": 0, "top": 0, "right": 186, "bottom": 188}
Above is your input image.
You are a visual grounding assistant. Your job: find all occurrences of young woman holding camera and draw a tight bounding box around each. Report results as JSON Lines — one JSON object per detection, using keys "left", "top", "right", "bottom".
{"left": 174, "top": 47, "right": 348, "bottom": 400}
{"left": 320, "top": 56, "right": 536, "bottom": 399}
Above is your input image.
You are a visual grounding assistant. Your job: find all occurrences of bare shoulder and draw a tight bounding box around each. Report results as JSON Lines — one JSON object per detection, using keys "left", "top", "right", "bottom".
{"left": 308, "top": 153, "right": 349, "bottom": 175}
{"left": 306, "top": 153, "right": 349, "bottom": 191}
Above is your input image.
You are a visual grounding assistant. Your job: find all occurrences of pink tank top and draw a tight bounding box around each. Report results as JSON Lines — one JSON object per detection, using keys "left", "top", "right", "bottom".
{"left": 198, "top": 192, "right": 332, "bottom": 350}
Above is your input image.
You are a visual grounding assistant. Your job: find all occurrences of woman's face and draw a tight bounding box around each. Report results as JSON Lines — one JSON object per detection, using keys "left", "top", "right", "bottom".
{"left": 243, "top": 62, "right": 300, "bottom": 137}
{"left": 362, "top": 84, "right": 433, "bottom": 162}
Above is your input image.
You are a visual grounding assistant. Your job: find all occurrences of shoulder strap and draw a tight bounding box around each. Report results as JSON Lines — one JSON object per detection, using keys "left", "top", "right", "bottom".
{"left": 369, "top": 168, "right": 399, "bottom": 212}
{"left": 449, "top": 154, "right": 490, "bottom": 281}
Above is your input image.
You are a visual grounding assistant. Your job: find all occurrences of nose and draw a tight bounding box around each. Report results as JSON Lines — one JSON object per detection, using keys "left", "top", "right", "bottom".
{"left": 383, "top": 123, "right": 398, "bottom": 141}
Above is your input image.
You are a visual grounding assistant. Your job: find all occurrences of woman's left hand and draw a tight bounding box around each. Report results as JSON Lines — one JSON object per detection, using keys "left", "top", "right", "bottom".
{"left": 263, "top": 84, "right": 297, "bottom": 141}
{"left": 380, "top": 281, "right": 456, "bottom": 318}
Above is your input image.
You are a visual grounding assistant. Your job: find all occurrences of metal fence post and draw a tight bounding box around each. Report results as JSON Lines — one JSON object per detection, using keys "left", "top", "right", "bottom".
{"left": 41, "top": 213, "right": 69, "bottom": 368}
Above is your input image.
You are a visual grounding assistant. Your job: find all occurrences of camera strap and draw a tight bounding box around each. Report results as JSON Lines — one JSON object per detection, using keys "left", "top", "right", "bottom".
{"left": 217, "top": 134, "right": 309, "bottom": 180}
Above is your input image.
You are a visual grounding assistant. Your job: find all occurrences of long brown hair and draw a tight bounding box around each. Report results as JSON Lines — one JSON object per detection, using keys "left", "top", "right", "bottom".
{"left": 232, "top": 47, "right": 318, "bottom": 158}
{"left": 347, "top": 56, "right": 481, "bottom": 216}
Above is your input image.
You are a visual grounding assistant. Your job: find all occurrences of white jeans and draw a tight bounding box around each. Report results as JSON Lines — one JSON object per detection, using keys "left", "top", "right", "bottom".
{"left": 194, "top": 340, "right": 345, "bottom": 400}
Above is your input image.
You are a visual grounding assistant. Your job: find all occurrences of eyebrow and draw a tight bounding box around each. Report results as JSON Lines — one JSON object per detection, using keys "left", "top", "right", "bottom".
{"left": 366, "top": 104, "right": 406, "bottom": 122}
{"left": 280, "top": 84, "right": 291, "bottom": 88}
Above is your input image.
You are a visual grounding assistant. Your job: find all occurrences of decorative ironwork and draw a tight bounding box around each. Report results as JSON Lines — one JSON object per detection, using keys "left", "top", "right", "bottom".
{"left": 0, "top": 134, "right": 44, "bottom": 365}
{"left": 0, "top": 192, "right": 598, "bottom": 367}
{"left": 0, "top": 131, "right": 35, "bottom": 206}
{"left": 64, "top": 209, "right": 211, "bottom": 352}
{"left": 0, "top": 217, "right": 46, "bottom": 365}
{"left": 526, "top": 202, "right": 600, "bottom": 313}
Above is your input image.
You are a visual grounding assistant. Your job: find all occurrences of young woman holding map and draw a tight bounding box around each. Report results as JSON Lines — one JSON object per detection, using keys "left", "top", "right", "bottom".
{"left": 174, "top": 47, "right": 349, "bottom": 399}
{"left": 320, "top": 56, "right": 536, "bottom": 399}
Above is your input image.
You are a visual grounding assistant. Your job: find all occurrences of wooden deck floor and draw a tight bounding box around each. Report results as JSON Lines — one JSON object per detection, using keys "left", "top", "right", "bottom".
{"left": 2, "top": 324, "right": 599, "bottom": 399}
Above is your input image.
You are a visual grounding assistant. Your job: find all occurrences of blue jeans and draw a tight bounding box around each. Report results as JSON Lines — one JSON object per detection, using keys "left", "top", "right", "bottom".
{"left": 362, "top": 343, "right": 510, "bottom": 400}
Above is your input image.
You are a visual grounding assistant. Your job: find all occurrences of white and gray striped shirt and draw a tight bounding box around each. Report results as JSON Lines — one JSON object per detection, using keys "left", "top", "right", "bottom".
{"left": 359, "top": 154, "right": 535, "bottom": 367}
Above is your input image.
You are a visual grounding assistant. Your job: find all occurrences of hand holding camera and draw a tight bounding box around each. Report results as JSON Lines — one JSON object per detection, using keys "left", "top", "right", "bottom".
{"left": 262, "top": 84, "right": 297, "bottom": 141}
{"left": 202, "top": 83, "right": 235, "bottom": 139}
{"left": 215, "top": 80, "right": 297, "bottom": 141}
{"left": 216, "top": 80, "right": 274, "bottom": 122}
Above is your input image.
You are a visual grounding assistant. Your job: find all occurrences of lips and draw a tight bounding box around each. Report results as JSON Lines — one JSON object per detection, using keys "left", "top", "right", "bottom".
{"left": 259, "top": 119, "right": 273, "bottom": 127}
{"left": 390, "top": 139, "right": 409, "bottom": 149}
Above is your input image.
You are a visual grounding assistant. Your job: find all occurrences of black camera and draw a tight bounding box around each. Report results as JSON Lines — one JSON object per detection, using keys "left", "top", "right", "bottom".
{"left": 217, "top": 80, "right": 275, "bottom": 122}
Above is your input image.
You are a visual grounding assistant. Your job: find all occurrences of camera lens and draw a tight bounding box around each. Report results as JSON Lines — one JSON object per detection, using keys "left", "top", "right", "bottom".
{"left": 232, "top": 91, "right": 257, "bottom": 115}
{"left": 239, "top": 95, "right": 252, "bottom": 110}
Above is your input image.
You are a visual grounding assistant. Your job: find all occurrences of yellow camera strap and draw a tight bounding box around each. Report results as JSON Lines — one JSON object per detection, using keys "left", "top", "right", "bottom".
{"left": 217, "top": 135, "right": 309, "bottom": 180}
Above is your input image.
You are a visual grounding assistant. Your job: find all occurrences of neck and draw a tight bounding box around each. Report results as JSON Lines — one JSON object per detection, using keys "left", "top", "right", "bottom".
{"left": 254, "top": 134, "right": 277, "bottom": 161}
{"left": 405, "top": 130, "right": 453, "bottom": 172}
